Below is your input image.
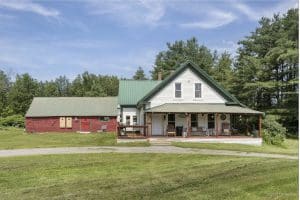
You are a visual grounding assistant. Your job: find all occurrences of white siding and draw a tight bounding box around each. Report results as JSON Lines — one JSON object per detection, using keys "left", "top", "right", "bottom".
{"left": 122, "top": 107, "right": 138, "bottom": 125}
{"left": 149, "top": 68, "right": 226, "bottom": 108}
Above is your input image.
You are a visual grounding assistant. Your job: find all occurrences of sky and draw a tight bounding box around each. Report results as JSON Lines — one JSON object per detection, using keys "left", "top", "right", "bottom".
{"left": 0, "top": 0, "right": 298, "bottom": 81}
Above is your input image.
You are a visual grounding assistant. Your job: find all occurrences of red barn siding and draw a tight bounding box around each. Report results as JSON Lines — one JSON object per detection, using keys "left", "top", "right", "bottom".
{"left": 26, "top": 116, "right": 117, "bottom": 133}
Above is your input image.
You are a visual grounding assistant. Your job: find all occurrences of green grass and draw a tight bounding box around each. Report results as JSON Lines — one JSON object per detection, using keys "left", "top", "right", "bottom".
{"left": 0, "top": 153, "right": 298, "bottom": 199}
{"left": 0, "top": 127, "right": 149, "bottom": 149}
{"left": 173, "top": 139, "right": 298, "bottom": 155}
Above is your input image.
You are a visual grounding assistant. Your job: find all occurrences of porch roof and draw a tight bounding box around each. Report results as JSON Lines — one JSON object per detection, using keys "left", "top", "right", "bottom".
{"left": 145, "top": 103, "right": 263, "bottom": 115}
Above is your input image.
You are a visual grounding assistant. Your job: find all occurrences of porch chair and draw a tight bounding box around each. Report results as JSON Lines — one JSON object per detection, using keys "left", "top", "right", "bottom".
{"left": 166, "top": 124, "right": 176, "bottom": 137}
{"left": 222, "top": 123, "right": 230, "bottom": 136}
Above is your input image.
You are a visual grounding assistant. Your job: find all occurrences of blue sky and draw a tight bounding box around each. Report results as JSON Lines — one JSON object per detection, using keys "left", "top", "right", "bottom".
{"left": 0, "top": 0, "right": 298, "bottom": 80}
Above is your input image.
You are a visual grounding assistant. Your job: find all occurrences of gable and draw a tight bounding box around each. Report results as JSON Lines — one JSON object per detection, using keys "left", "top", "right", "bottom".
{"left": 138, "top": 61, "right": 243, "bottom": 107}
{"left": 148, "top": 68, "right": 226, "bottom": 108}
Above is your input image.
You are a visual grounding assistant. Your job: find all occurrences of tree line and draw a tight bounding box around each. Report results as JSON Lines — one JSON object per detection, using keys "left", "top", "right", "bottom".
{"left": 0, "top": 71, "right": 118, "bottom": 117}
{"left": 0, "top": 8, "right": 298, "bottom": 135}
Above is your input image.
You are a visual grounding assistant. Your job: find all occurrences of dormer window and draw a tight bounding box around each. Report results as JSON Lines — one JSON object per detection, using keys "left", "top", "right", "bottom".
{"left": 195, "top": 83, "right": 202, "bottom": 98}
{"left": 175, "top": 83, "right": 182, "bottom": 98}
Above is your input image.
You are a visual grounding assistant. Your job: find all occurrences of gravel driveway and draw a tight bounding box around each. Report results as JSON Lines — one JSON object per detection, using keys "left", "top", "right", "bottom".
{"left": 0, "top": 146, "right": 297, "bottom": 160}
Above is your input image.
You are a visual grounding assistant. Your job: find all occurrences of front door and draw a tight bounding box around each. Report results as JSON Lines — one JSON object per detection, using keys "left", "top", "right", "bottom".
{"left": 152, "top": 114, "right": 164, "bottom": 136}
{"left": 81, "top": 118, "right": 90, "bottom": 132}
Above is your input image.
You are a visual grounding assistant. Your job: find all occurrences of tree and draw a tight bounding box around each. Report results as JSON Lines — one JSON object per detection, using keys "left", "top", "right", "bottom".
{"left": 212, "top": 52, "right": 233, "bottom": 90}
{"left": 8, "top": 73, "right": 38, "bottom": 115}
{"left": 133, "top": 67, "right": 147, "bottom": 80}
{"left": 0, "top": 70, "right": 10, "bottom": 116}
{"left": 70, "top": 72, "right": 119, "bottom": 97}
{"left": 233, "top": 8, "right": 298, "bottom": 134}
{"left": 151, "top": 37, "right": 214, "bottom": 79}
{"left": 55, "top": 76, "right": 71, "bottom": 96}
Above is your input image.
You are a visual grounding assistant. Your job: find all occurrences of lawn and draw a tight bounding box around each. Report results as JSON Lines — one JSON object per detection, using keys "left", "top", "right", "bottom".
{"left": 0, "top": 153, "right": 298, "bottom": 200}
{"left": 0, "top": 127, "right": 149, "bottom": 149}
{"left": 173, "top": 139, "right": 299, "bottom": 155}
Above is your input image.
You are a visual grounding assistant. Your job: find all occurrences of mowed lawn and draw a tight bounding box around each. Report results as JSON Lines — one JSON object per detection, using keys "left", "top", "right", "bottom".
{"left": 0, "top": 153, "right": 298, "bottom": 200}
{"left": 173, "top": 139, "right": 299, "bottom": 155}
{"left": 0, "top": 127, "right": 149, "bottom": 149}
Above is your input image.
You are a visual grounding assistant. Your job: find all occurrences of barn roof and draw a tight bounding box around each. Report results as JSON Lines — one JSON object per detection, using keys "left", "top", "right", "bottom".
{"left": 26, "top": 97, "right": 118, "bottom": 117}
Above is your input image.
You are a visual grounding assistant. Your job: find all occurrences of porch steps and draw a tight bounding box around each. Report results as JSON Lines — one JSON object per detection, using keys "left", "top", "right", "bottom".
{"left": 149, "top": 139, "right": 172, "bottom": 146}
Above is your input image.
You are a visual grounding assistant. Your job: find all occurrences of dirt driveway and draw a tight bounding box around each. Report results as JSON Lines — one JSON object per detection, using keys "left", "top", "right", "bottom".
{"left": 0, "top": 146, "right": 297, "bottom": 160}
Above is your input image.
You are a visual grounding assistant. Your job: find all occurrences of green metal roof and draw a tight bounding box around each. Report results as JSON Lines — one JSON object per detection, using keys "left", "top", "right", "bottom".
{"left": 146, "top": 103, "right": 263, "bottom": 114}
{"left": 26, "top": 97, "right": 118, "bottom": 117}
{"left": 138, "top": 61, "right": 245, "bottom": 107}
{"left": 118, "top": 80, "right": 161, "bottom": 105}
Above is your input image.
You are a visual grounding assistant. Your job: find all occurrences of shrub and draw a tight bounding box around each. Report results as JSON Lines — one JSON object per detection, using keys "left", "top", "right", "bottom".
{"left": 0, "top": 115, "right": 25, "bottom": 128}
{"left": 262, "top": 115, "right": 286, "bottom": 145}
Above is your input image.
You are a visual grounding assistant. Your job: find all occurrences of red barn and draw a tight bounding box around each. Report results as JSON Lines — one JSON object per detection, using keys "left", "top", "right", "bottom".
{"left": 25, "top": 97, "right": 118, "bottom": 133}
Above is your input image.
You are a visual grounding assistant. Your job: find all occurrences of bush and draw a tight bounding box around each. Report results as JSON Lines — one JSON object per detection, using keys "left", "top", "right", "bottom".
{"left": 0, "top": 115, "right": 25, "bottom": 128}
{"left": 262, "top": 115, "right": 286, "bottom": 145}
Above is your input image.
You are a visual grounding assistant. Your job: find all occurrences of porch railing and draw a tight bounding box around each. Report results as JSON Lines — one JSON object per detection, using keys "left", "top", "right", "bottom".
{"left": 117, "top": 124, "right": 148, "bottom": 138}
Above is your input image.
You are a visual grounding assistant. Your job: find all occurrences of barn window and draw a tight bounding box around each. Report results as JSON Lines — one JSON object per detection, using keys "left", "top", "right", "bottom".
{"left": 59, "top": 117, "right": 66, "bottom": 128}
{"left": 100, "top": 116, "right": 110, "bottom": 121}
{"left": 66, "top": 117, "right": 72, "bottom": 128}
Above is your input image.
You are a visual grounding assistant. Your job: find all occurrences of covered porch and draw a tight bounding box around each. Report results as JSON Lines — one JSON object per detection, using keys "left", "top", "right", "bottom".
{"left": 144, "top": 103, "right": 263, "bottom": 138}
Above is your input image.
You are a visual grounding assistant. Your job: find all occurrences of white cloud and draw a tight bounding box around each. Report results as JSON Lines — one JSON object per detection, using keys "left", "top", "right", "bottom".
{"left": 180, "top": 10, "right": 236, "bottom": 29}
{"left": 0, "top": 0, "right": 59, "bottom": 17}
{"left": 232, "top": 0, "right": 298, "bottom": 21}
{"left": 85, "top": 0, "right": 165, "bottom": 26}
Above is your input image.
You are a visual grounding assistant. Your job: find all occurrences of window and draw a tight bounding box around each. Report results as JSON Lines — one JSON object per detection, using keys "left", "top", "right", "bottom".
{"left": 195, "top": 83, "right": 202, "bottom": 98}
{"left": 126, "top": 116, "right": 130, "bottom": 125}
{"left": 168, "top": 114, "right": 175, "bottom": 126}
{"left": 208, "top": 114, "right": 215, "bottom": 129}
{"left": 66, "top": 117, "right": 72, "bottom": 128}
{"left": 191, "top": 114, "right": 198, "bottom": 127}
{"left": 100, "top": 116, "right": 110, "bottom": 121}
{"left": 175, "top": 83, "right": 182, "bottom": 98}
{"left": 132, "top": 116, "right": 137, "bottom": 125}
{"left": 59, "top": 117, "right": 66, "bottom": 128}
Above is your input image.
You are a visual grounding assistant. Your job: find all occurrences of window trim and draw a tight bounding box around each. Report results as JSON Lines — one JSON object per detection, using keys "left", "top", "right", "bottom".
{"left": 194, "top": 82, "right": 202, "bottom": 99}
{"left": 132, "top": 115, "right": 137, "bottom": 125}
{"left": 125, "top": 115, "right": 131, "bottom": 125}
{"left": 174, "top": 82, "right": 182, "bottom": 98}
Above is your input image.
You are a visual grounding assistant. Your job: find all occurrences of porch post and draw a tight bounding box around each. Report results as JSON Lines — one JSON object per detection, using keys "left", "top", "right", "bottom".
{"left": 146, "top": 113, "right": 152, "bottom": 137}
{"left": 185, "top": 113, "right": 190, "bottom": 137}
{"left": 258, "top": 115, "right": 262, "bottom": 137}
{"left": 215, "top": 113, "right": 219, "bottom": 137}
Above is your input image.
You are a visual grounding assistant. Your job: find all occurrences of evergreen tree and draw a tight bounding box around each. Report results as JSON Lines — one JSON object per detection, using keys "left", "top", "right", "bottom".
{"left": 212, "top": 52, "right": 233, "bottom": 90}
{"left": 151, "top": 37, "right": 214, "bottom": 79}
{"left": 133, "top": 67, "right": 147, "bottom": 80}
{"left": 233, "top": 8, "right": 298, "bottom": 134}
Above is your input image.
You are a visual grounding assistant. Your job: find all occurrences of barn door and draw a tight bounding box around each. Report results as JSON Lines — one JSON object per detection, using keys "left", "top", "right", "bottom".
{"left": 81, "top": 118, "right": 90, "bottom": 132}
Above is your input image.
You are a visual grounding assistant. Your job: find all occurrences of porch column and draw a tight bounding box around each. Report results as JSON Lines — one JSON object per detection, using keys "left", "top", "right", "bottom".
{"left": 185, "top": 113, "right": 191, "bottom": 137}
{"left": 215, "top": 113, "right": 219, "bottom": 137}
{"left": 258, "top": 115, "right": 262, "bottom": 137}
{"left": 146, "top": 113, "right": 152, "bottom": 137}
